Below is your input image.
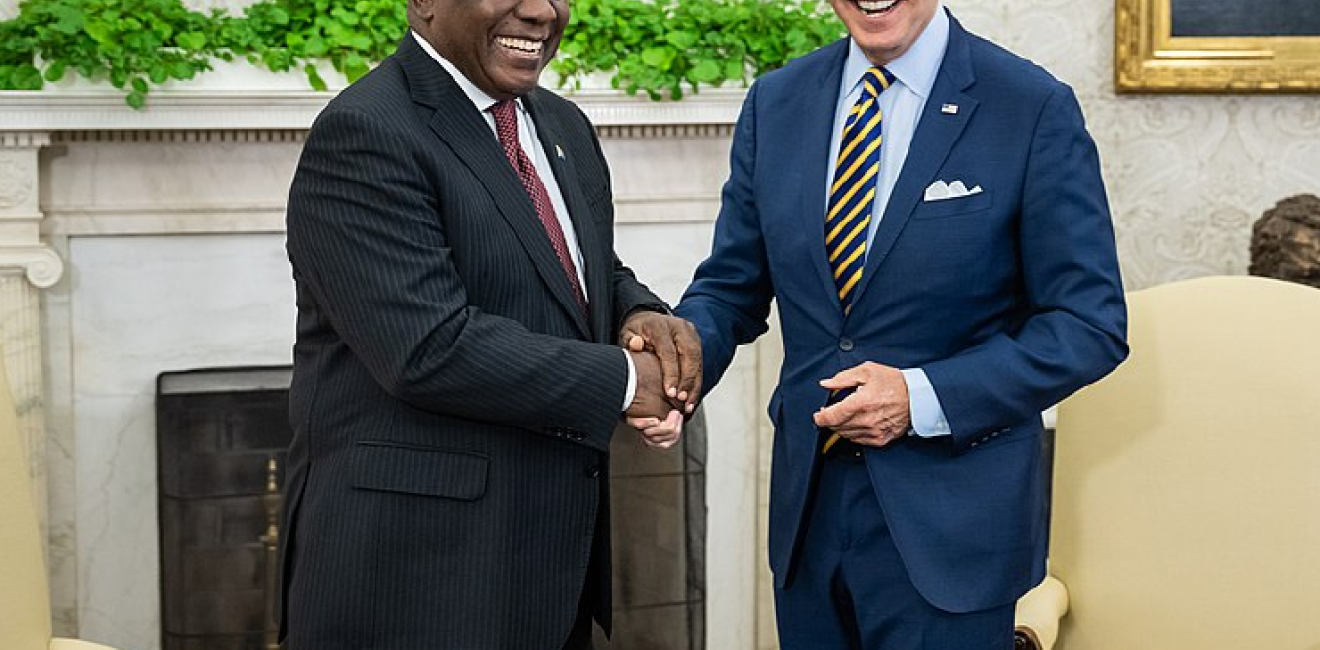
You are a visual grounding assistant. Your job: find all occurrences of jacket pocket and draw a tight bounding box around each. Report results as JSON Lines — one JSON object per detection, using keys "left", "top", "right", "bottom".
{"left": 911, "top": 189, "right": 994, "bottom": 220}
{"left": 350, "top": 440, "right": 489, "bottom": 501}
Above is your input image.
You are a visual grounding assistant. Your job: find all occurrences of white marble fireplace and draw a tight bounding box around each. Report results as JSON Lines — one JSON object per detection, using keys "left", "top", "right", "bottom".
{"left": 1, "top": 78, "right": 779, "bottom": 650}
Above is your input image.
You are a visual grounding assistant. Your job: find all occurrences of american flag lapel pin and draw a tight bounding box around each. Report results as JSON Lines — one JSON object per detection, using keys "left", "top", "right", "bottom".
{"left": 941, "top": 103, "right": 959, "bottom": 115}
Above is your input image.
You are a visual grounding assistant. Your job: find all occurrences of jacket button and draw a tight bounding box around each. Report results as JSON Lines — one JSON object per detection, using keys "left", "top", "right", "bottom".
{"left": 583, "top": 465, "right": 601, "bottom": 479}
{"left": 838, "top": 338, "right": 854, "bottom": 351}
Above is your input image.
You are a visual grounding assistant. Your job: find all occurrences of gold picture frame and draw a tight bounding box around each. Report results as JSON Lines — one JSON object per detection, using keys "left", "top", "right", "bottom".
{"left": 1116, "top": 0, "right": 1320, "bottom": 93}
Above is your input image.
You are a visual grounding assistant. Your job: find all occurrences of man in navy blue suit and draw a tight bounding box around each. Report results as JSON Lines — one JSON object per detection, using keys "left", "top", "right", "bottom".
{"left": 634, "top": 0, "right": 1128, "bottom": 646}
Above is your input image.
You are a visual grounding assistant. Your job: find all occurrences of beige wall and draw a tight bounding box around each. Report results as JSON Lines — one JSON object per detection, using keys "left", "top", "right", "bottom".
{"left": 949, "top": 0, "right": 1320, "bottom": 290}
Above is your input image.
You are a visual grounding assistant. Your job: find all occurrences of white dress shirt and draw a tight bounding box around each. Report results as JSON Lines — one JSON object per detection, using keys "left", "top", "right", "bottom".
{"left": 412, "top": 32, "right": 638, "bottom": 411}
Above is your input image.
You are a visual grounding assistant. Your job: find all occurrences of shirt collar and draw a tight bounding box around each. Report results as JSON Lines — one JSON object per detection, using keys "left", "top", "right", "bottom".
{"left": 411, "top": 30, "right": 526, "bottom": 116}
{"left": 840, "top": 4, "right": 949, "bottom": 101}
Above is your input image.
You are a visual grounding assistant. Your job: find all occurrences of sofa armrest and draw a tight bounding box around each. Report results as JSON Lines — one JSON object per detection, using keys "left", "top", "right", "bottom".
{"left": 51, "top": 638, "right": 120, "bottom": 650}
{"left": 1013, "top": 575, "right": 1069, "bottom": 650}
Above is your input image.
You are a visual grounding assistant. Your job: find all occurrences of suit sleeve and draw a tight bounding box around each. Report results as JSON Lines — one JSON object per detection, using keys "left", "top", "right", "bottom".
{"left": 922, "top": 84, "right": 1128, "bottom": 452}
{"left": 286, "top": 106, "right": 630, "bottom": 446}
{"left": 674, "top": 83, "right": 775, "bottom": 392}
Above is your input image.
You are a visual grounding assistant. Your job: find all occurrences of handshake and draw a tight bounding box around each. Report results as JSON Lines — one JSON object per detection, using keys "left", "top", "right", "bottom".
{"left": 619, "top": 310, "right": 702, "bottom": 450}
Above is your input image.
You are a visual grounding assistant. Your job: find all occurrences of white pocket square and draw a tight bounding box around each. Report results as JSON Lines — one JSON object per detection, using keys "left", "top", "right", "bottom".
{"left": 924, "top": 180, "right": 983, "bottom": 202}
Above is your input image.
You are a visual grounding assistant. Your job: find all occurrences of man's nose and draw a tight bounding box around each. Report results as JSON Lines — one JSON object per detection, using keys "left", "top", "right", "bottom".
{"left": 515, "top": 0, "right": 557, "bottom": 23}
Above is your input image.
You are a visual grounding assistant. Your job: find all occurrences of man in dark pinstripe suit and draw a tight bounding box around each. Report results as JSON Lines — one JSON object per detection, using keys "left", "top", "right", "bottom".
{"left": 279, "top": 0, "right": 702, "bottom": 647}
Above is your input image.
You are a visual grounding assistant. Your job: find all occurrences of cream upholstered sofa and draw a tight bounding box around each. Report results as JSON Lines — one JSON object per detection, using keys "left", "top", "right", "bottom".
{"left": 0, "top": 352, "right": 119, "bottom": 650}
{"left": 1014, "top": 276, "right": 1320, "bottom": 649}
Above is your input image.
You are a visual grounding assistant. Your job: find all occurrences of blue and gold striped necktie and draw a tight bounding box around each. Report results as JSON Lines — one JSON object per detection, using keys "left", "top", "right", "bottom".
{"left": 826, "top": 66, "right": 895, "bottom": 315}
{"left": 820, "top": 66, "right": 895, "bottom": 456}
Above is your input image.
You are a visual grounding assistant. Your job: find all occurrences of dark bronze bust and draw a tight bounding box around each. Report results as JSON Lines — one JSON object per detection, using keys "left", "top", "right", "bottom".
{"left": 1250, "top": 194, "right": 1320, "bottom": 289}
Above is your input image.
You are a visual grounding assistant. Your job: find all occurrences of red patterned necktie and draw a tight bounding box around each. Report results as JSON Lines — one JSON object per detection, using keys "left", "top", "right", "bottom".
{"left": 489, "top": 99, "right": 588, "bottom": 317}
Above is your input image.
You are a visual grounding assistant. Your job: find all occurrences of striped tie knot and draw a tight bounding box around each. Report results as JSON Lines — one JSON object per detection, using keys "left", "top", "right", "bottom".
{"left": 826, "top": 65, "right": 895, "bottom": 315}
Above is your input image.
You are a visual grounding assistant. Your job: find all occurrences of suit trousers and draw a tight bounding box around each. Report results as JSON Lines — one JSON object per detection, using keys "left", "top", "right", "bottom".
{"left": 561, "top": 594, "right": 594, "bottom": 650}
{"left": 773, "top": 453, "right": 1015, "bottom": 650}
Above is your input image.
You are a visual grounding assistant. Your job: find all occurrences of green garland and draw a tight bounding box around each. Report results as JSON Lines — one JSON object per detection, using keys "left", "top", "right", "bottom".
{"left": 0, "top": 0, "right": 843, "bottom": 108}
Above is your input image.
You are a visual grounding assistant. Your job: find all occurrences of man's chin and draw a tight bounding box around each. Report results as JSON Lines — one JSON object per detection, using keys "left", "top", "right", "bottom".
{"left": 490, "top": 73, "right": 544, "bottom": 99}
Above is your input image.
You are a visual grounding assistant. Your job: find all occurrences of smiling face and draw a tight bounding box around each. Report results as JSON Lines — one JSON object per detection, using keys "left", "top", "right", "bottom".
{"left": 829, "top": 0, "right": 940, "bottom": 66}
{"left": 410, "top": 0, "right": 569, "bottom": 100}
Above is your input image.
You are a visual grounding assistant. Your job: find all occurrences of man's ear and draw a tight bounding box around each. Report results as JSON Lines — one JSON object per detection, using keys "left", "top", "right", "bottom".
{"left": 409, "top": 0, "right": 436, "bottom": 21}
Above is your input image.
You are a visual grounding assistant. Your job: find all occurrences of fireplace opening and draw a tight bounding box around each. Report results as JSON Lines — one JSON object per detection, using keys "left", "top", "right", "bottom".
{"left": 156, "top": 366, "right": 705, "bottom": 650}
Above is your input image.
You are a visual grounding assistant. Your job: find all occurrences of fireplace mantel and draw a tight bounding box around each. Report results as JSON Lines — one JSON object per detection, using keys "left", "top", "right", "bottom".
{"left": 0, "top": 86, "right": 745, "bottom": 131}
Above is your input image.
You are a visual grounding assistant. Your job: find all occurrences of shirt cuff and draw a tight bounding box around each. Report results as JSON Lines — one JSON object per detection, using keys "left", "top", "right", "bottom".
{"left": 901, "top": 368, "right": 951, "bottom": 438}
{"left": 622, "top": 350, "right": 637, "bottom": 412}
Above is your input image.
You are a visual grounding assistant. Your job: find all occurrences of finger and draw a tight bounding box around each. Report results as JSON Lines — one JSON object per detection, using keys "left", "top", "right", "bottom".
{"left": 663, "top": 409, "right": 684, "bottom": 434}
{"left": 643, "top": 411, "right": 683, "bottom": 444}
{"left": 813, "top": 403, "right": 849, "bottom": 428}
{"left": 819, "top": 366, "right": 866, "bottom": 391}
{"left": 646, "top": 430, "right": 680, "bottom": 449}
{"left": 650, "top": 329, "right": 681, "bottom": 398}
{"left": 627, "top": 333, "right": 647, "bottom": 352}
{"left": 674, "top": 326, "right": 702, "bottom": 404}
{"left": 619, "top": 323, "right": 637, "bottom": 349}
{"left": 685, "top": 369, "right": 702, "bottom": 413}
{"left": 627, "top": 417, "right": 661, "bottom": 430}
{"left": 644, "top": 410, "right": 683, "bottom": 435}
{"left": 818, "top": 397, "right": 871, "bottom": 430}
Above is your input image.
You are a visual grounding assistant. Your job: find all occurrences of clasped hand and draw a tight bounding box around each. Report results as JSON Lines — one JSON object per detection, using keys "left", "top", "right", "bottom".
{"left": 620, "top": 311, "right": 702, "bottom": 449}
{"left": 812, "top": 362, "right": 912, "bottom": 448}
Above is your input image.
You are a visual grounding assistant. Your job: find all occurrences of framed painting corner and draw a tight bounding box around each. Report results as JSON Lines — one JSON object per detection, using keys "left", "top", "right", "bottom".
{"left": 1114, "top": 0, "right": 1320, "bottom": 94}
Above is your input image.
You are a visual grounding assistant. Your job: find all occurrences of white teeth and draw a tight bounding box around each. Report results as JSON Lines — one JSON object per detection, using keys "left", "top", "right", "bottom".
{"left": 497, "top": 37, "right": 542, "bottom": 53}
{"left": 858, "top": 0, "right": 897, "bottom": 11}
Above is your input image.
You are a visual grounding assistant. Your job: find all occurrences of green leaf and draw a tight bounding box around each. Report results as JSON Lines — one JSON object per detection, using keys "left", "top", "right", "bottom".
{"left": 640, "top": 46, "right": 674, "bottom": 69}
{"left": 84, "top": 20, "right": 113, "bottom": 44}
{"left": 126, "top": 89, "right": 145, "bottom": 109}
{"left": 50, "top": 6, "right": 83, "bottom": 34}
{"left": 304, "top": 36, "right": 328, "bottom": 57}
{"left": 724, "top": 59, "right": 744, "bottom": 81}
{"left": 169, "top": 61, "right": 196, "bottom": 79}
{"left": 299, "top": 63, "right": 324, "bottom": 90}
{"left": 177, "top": 32, "right": 207, "bottom": 50}
{"left": 689, "top": 59, "right": 721, "bottom": 83}
{"left": 10, "top": 64, "right": 43, "bottom": 90}
{"left": 148, "top": 63, "right": 168, "bottom": 83}
{"left": 43, "top": 60, "right": 67, "bottom": 82}
{"left": 664, "top": 30, "right": 697, "bottom": 49}
{"left": 334, "top": 8, "right": 360, "bottom": 26}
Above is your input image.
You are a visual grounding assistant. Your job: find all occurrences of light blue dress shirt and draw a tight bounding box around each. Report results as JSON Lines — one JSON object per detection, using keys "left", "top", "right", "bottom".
{"left": 825, "top": 6, "right": 952, "bottom": 437}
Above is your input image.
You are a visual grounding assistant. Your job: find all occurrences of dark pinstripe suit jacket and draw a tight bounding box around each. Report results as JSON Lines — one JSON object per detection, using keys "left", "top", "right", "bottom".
{"left": 281, "top": 35, "right": 664, "bottom": 650}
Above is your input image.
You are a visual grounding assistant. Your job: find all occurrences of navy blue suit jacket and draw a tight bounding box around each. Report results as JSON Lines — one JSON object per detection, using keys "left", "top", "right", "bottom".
{"left": 676, "top": 14, "right": 1128, "bottom": 613}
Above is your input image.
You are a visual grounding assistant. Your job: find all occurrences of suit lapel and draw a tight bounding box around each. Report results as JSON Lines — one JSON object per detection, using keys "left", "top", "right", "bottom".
{"left": 525, "top": 91, "right": 604, "bottom": 340}
{"left": 851, "top": 15, "right": 978, "bottom": 307}
{"left": 399, "top": 39, "right": 591, "bottom": 338}
{"left": 796, "top": 41, "right": 852, "bottom": 312}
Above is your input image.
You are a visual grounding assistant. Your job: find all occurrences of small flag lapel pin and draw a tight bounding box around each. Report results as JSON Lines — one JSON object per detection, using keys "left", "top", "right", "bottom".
{"left": 941, "top": 103, "right": 959, "bottom": 115}
{"left": 555, "top": 144, "right": 565, "bottom": 159}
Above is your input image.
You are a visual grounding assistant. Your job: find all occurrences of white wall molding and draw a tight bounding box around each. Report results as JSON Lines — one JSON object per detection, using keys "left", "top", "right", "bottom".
{"left": 51, "top": 130, "right": 309, "bottom": 144}
{"left": 0, "top": 86, "right": 744, "bottom": 132}
{"left": 0, "top": 245, "right": 64, "bottom": 288}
